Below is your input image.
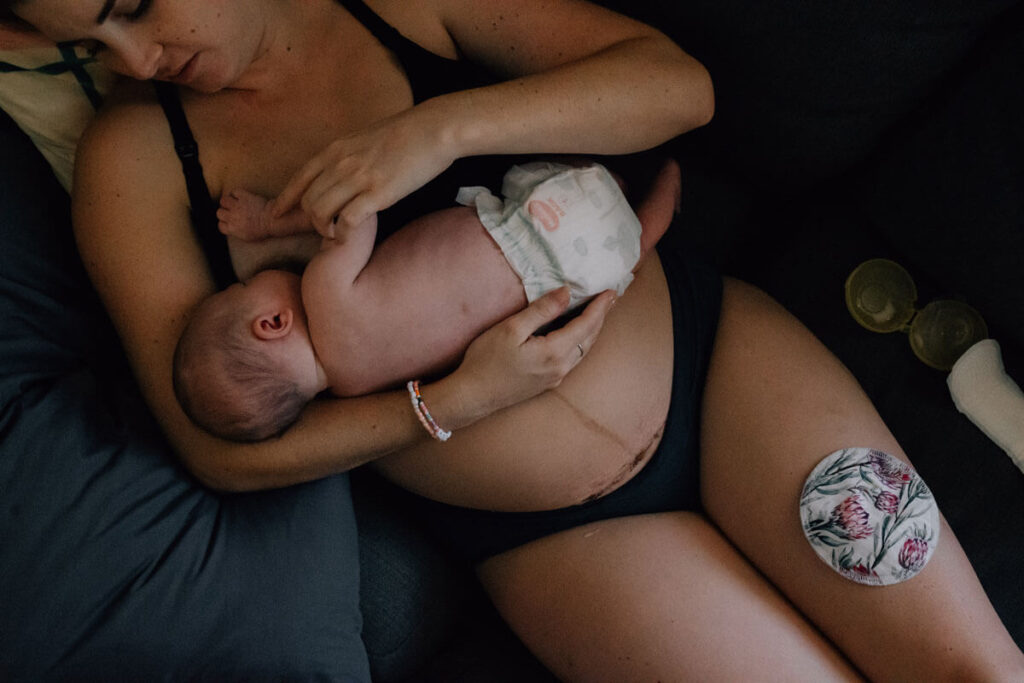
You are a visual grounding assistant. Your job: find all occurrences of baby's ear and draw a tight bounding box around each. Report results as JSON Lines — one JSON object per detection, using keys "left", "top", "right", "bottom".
{"left": 252, "top": 308, "right": 294, "bottom": 340}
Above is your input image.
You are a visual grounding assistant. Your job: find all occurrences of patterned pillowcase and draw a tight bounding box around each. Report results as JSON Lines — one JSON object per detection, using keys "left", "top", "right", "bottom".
{"left": 0, "top": 27, "right": 116, "bottom": 191}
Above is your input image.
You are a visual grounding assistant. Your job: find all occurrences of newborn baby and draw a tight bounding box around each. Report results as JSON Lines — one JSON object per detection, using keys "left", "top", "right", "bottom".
{"left": 173, "top": 161, "right": 679, "bottom": 441}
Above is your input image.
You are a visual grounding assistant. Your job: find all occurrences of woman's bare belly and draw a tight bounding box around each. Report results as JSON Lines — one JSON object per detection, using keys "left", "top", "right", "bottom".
{"left": 373, "top": 253, "right": 675, "bottom": 512}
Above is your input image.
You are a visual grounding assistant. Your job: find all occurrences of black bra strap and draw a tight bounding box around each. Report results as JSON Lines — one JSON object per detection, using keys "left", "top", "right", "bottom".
{"left": 334, "top": 0, "right": 408, "bottom": 54}
{"left": 152, "top": 81, "right": 236, "bottom": 289}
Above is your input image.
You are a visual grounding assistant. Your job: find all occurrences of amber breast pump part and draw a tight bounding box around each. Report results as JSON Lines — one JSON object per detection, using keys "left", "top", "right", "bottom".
{"left": 845, "top": 259, "right": 988, "bottom": 371}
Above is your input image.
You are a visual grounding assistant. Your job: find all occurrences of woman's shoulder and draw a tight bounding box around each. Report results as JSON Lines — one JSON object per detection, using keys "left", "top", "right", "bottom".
{"left": 88, "top": 79, "right": 168, "bottom": 135}
{"left": 359, "top": 0, "right": 458, "bottom": 58}
{"left": 73, "top": 80, "right": 190, "bottom": 245}
{"left": 76, "top": 79, "right": 178, "bottom": 178}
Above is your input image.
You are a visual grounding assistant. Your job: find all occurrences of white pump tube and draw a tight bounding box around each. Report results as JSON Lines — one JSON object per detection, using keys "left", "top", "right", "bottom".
{"left": 948, "top": 339, "right": 1024, "bottom": 474}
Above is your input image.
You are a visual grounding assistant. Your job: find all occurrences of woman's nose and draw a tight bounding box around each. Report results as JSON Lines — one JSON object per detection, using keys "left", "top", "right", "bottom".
{"left": 103, "top": 39, "right": 162, "bottom": 80}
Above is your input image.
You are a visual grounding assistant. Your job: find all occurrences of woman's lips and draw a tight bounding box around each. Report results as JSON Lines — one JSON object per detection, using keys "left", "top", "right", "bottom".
{"left": 163, "top": 54, "right": 198, "bottom": 83}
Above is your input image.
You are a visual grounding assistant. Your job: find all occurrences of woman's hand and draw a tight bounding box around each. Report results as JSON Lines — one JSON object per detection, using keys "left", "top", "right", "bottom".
{"left": 268, "top": 106, "right": 454, "bottom": 240}
{"left": 443, "top": 287, "right": 617, "bottom": 426}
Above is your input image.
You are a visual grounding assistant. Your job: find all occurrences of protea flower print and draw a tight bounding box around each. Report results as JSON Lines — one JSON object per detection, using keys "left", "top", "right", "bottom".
{"left": 801, "top": 448, "right": 940, "bottom": 586}
{"left": 899, "top": 537, "right": 930, "bottom": 572}
{"left": 869, "top": 449, "right": 912, "bottom": 489}
{"left": 839, "top": 563, "right": 882, "bottom": 586}
{"left": 830, "top": 494, "right": 872, "bottom": 540}
{"left": 875, "top": 491, "right": 900, "bottom": 514}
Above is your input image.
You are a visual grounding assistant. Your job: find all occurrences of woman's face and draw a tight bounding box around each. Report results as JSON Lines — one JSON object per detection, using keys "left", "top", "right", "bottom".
{"left": 12, "top": 0, "right": 268, "bottom": 92}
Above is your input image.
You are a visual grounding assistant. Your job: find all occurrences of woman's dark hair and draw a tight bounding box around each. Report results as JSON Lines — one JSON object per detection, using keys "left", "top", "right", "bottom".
{"left": 1, "top": 2, "right": 21, "bottom": 20}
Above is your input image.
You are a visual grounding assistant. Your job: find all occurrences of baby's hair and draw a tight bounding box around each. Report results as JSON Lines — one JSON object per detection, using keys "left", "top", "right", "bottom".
{"left": 173, "top": 303, "right": 309, "bottom": 442}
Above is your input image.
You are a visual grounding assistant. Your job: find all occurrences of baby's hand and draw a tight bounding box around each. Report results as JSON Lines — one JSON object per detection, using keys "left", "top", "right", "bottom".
{"left": 217, "top": 189, "right": 274, "bottom": 241}
{"left": 218, "top": 189, "right": 315, "bottom": 241}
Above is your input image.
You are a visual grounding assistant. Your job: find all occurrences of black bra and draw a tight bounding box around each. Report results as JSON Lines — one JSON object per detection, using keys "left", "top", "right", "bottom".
{"left": 155, "top": 0, "right": 498, "bottom": 289}
{"left": 335, "top": 0, "right": 492, "bottom": 103}
{"left": 153, "top": 81, "right": 234, "bottom": 289}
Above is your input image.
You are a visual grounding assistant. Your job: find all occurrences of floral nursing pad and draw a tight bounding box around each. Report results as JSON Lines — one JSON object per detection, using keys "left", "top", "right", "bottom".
{"left": 799, "top": 447, "right": 940, "bottom": 586}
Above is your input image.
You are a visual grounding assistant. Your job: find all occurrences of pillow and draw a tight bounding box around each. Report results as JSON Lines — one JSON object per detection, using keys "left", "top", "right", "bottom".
{"left": 0, "top": 111, "right": 371, "bottom": 682}
{"left": 0, "top": 27, "right": 115, "bottom": 191}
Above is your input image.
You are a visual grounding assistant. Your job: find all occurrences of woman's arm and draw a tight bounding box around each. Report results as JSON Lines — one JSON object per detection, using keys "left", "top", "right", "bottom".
{"left": 72, "top": 97, "right": 612, "bottom": 491}
{"left": 438, "top": 0, "right": 713, "bottom": 155}
{"left": 272, "top": 0, "right": 712, "bottom": 235}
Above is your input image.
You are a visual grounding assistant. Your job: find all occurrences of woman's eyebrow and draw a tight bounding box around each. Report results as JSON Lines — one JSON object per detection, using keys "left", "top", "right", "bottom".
{"left": 95, "top": 0, "right": 117, "bottom": 24}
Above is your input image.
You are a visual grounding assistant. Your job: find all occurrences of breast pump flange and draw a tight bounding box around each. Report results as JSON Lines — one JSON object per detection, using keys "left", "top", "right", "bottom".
{"left": 846, "top": 258, "right": 1024, "bottom": 475}
{"left": 845, "top": 258, "right": 987, "bottom": 371}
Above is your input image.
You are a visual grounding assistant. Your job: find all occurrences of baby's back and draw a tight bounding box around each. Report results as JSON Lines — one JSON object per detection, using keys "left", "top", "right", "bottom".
{"left": 303, "top": 206, "right": 527, "bottom": 397}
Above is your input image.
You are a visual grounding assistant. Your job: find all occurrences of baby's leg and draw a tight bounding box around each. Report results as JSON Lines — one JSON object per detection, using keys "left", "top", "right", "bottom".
{"left": 532, "top": 155, "right": 677, "bottom": 256}
{"left": 632, "top": 159, "right": 681, "bottom": 260}
{"left": 217, "top": 189, "right": 311, "bottom": 241}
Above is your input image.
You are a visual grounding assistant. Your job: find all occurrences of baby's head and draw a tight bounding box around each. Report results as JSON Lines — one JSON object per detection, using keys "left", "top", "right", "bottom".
{"left": 173, "top": 270, "right": 323, "bottom": 441}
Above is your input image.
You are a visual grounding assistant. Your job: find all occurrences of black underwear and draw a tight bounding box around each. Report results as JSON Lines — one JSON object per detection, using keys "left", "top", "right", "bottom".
{"left": 395, "top": 239, "right": 723, "bottom": 564}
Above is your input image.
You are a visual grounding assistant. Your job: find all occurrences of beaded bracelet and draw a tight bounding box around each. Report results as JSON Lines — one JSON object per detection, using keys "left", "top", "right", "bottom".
{"left": 406, "top": 380, "right": 452, "bottom": 442}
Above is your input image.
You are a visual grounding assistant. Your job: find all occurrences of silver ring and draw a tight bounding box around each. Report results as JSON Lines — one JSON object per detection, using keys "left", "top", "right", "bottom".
{"left": 577, "top": 343, "right": 585, "bottom": 358}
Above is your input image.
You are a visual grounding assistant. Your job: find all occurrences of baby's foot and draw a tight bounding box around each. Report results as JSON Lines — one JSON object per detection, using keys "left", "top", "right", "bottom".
{"left": 217, "top": 188, "right": 273, "bottom": 241}
{"left": 634, "top": 159, "right": 681, "bottom": 258}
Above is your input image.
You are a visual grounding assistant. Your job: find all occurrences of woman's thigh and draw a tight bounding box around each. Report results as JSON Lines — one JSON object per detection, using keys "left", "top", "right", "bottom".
{"left": 700, "top": 277, "right": 1024, "bottom": 681}
{"left": 477, "top": 511, "right": 860, "bottom": 682}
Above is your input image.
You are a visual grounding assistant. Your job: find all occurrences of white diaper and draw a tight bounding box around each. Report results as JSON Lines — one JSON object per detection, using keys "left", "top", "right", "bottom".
{"left": 456, "top": 162, "right": 641, "bottom": 309}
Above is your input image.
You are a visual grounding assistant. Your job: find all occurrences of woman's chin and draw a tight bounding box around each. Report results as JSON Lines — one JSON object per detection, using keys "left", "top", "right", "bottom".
{"left": 167, "top": 54, "right": 239, "bottom": 94}
{"left": 187, "top": 80, "right": 228, "bottom": 95}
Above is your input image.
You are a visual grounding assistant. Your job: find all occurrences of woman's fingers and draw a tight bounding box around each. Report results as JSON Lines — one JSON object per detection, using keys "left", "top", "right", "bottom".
{"left": 306, "top": 182, "right": 380, "bottom": 240}
{"left": 453, "top": 288, "right": 618, "bottom": 418}
{"left": 269, "top": 109, "right": 453, "bottom": 238}
{"left": 270, "top": 154, "right": 377, "bottom": 238}
{"left": 303, "top": 175, "right": 361, "bottom": 237}
{"left": 508, "top": 286, "right": 572, "bottom": 339}
{"left": 542, "top": 289, "right": 617, "bottom": 363}
{"left": 268, "top": 156, "right": 325, "bottom": 219}
{"left": 337, "top": 192, "right": 380, "bottom": 234}
{"left": 513, "top": 287, "right": 618, "bottom": 382}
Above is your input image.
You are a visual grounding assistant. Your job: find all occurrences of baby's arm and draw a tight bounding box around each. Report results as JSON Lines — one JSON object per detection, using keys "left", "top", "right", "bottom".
{"left": 314, "top": 213, "right": 378, "bottom": 285}
{"left": 217, "top": 189, "right": 313, "bottom": 241}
